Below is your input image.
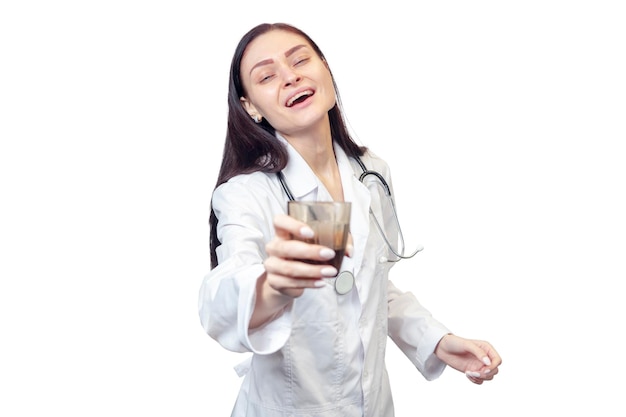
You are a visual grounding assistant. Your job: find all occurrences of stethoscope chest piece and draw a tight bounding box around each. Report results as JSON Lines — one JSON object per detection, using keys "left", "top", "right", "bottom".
{"left": 334, "top": 271, "right": 354, "bottom": 295}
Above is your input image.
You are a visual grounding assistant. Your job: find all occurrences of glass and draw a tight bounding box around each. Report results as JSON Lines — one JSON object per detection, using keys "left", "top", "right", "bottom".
{"left": 288, "top": 201, "right": 351, "bottom": 270}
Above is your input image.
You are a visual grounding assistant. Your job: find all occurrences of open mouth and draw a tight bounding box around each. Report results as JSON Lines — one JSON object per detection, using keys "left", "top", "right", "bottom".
{"left": 286, "top": 89, "right": 314, "bottom": 107}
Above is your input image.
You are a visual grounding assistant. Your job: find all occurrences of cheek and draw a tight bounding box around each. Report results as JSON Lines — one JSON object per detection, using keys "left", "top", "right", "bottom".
{"left": 320, "top": 74, "right": 336, "bottom": 108}
{"left": 250, "top": 89, "right": 279, "bottom": 114}
{"left": 324, "top": 84, "right": 337, "bottom": 110}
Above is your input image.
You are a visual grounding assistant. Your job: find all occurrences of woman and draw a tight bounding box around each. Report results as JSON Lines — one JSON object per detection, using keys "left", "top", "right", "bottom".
{"left": 199, "top": 22, "right": 501, "bottom": 417}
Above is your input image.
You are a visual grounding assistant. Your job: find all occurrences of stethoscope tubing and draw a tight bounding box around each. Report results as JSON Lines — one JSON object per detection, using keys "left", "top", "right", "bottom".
{"left": 278, "top": 156, "right": 423, "bottom": 262}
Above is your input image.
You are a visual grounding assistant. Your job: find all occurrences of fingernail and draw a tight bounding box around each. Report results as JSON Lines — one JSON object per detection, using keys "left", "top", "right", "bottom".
{"left": 300, "top": 226, "right": 314, "bottom": 238}
{"left": 319, "top": 248, "right": 335, "bottom": 259}
{"left": 465, "top": 371, "right": 481, "bottom": 378}
{"left": 484, "top": 368, "right": 491, "bottom": 374}
{"left": 321, "top": 267, "right": 338, "bottom": 277}
{"left": 482, "top": 356, "right": 491, "bottom": 366}
{"left": 346, "top": 243, "right": 354, "bottom": 257}
{"left": 313, "top": 280, "right": 326, "bottom": 287}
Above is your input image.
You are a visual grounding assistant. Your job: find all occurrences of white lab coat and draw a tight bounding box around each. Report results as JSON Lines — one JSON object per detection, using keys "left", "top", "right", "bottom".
{"left": 199, "top": 137, "right": 450, "bottom": 417}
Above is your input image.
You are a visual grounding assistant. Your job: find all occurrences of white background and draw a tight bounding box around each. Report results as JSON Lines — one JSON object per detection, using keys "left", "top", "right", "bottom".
{"left": 1, "top": 1, "right": 625, "bottom": 416}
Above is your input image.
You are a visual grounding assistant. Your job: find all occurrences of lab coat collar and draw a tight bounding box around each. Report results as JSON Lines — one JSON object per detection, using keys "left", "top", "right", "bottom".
{"left": 276, "top": 134, "right": 320, "bottom": 200}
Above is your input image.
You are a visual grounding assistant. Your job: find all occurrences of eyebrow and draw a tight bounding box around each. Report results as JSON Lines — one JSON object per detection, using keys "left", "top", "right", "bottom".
{"left": 248, "top": 44, "right": 308, "bottom": 76}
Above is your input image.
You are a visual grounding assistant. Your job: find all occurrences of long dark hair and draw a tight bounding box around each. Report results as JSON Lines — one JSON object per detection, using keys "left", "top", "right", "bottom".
{"left": 209, "top": 22, "right": 367, "bottom": 268}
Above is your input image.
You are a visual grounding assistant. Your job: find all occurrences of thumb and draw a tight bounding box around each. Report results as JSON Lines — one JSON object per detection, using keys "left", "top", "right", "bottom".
{"left": 467, "top": 340, "right": 492, "bottom": 367}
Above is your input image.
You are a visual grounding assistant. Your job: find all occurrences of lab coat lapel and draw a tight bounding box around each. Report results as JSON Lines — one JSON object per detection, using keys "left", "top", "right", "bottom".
{"left": 335, "top": 146, "right": 371, "bottom": 280}
{"left": 279, "top": 139, "right": 319, "bottom": 200}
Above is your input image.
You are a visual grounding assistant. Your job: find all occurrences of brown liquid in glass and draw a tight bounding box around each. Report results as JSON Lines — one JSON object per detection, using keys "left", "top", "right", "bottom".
{"left": 296, "top": 223, "right": 349, "bottom": 271}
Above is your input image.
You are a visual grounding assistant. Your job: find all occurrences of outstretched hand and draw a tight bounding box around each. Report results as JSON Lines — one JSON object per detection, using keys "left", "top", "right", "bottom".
{"left": 435, "top": 334, "right": 502, "bottom": 385}
{"left": 250, "top": 214, "right": 352, "bottom": 329}
{"left": 263, "top": 214, "right": 339, "bottom": 298}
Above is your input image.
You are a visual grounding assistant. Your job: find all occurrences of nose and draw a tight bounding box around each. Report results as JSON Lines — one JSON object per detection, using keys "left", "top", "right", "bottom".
{"left": 280, "top": 66, "right": 301, "bottom": 87}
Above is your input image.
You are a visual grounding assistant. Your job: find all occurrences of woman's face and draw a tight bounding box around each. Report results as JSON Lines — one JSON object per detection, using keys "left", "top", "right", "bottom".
{"left": 239, "top": 29, "right": 336, "bottom": 136}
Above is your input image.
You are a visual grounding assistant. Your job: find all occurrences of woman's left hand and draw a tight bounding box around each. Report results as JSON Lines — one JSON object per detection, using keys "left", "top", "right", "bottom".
{"left": 434, "top": 334, "right": 502, "bottom": 384}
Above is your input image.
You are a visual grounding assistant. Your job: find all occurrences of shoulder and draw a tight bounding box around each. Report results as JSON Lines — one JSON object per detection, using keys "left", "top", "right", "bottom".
{"left": 358, "top": 149, "right": 392, "bottom": 178}
{"left": 218, "top": 171, "right": 274, "bottom": 190}
{"left": 212, "top": 171, "right": 286, "bottom": 215}
{"left": 214, "top": 171, "right": 275, "bottom": 200}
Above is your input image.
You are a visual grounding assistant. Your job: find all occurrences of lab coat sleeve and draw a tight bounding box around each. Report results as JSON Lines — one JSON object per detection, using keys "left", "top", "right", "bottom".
{"left": 387, "top": 281, "right": 450, "bottom": 380}
{"left": 368, "top": 153, "right": 450, "bottom": 380}
{"left": 198, "top": 179, "right": 293, "bottom": 355}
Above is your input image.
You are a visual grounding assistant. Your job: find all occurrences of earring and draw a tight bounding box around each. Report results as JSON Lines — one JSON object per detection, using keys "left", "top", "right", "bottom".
{"left": 253, "top": 115, "right": 262, "bottom": 124}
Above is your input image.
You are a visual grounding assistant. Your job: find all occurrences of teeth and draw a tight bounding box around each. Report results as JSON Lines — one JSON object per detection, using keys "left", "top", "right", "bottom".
{"left": 287, "top": 90, "right": 312, "bottom": 107}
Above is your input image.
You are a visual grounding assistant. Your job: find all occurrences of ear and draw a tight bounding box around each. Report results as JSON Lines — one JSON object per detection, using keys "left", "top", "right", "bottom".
{"left": 240, "top": 97, "right": 259, "bottom": 119}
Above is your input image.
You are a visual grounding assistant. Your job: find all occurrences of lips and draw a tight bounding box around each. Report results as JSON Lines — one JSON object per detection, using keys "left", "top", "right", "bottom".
{"left": 286, "top": 89, "right": 314, "bottom": 107}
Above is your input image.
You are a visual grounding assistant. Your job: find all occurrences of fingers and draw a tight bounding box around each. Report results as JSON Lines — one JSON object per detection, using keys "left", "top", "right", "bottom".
{"left": 266, "top": 238, "right": 338, "bottom": 271}
{"left": 459, "top": 339, "right": 499, "bottom": 371}
{"left": 264, "top": 254, "right": 338, "bottom": 280}
{"left": 465, "top": 340, "right": 502, "bottom": 384}
{"left": 473, "top": 340, "right": 503, "bottom": 373}
{"left": 265, "top": 214, "right": 339, "bottom": 297}
{"left": 263, "top": 257, "right": 333, "bottom": 298}
{"left": 466, "top": 363, "right": 499, "bottom": 384}
{"left": 264, "top": 273, "right": 325, "bottom": 299}
{"left": 465, "top": 371, "right": 484, "bottom": 385}
{"left": 273, "top": 213, "right": 314, "bottom": 240}
{"left": 265, "top": 213, "right": 351, "bottom": 297}
{"left": 484, "top": 342, "right": 503, "bottom": 369}
{"left": 268, "top": 214, "right": 339, "bottom": 268}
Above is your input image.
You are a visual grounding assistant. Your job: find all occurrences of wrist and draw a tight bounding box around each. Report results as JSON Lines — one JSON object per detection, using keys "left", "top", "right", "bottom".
{"left": 435, "top": 333, "right": 453, "bottom": 358}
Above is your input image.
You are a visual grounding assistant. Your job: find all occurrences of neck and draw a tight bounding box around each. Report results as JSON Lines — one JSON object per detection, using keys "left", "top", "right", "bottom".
{"left": 280, "top": 123, "right": 344, "bottom": 201}
{"left": 281, "top": 122, "right": 335, "bottom": 173}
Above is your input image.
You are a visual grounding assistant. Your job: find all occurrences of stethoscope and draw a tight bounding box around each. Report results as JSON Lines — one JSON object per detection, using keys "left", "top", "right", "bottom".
{"left": 277, "top": 156, "right": 424, "bottom": 294}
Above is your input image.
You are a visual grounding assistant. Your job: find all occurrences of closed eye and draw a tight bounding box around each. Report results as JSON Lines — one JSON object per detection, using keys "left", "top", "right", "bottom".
{"left": 294, "top": 57, "right": 309, "bottom": 66}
